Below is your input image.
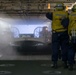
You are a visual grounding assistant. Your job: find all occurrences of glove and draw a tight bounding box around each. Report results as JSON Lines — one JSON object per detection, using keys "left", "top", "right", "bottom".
{"left": 61, "top": 17, "right": 69, "bottom": 28}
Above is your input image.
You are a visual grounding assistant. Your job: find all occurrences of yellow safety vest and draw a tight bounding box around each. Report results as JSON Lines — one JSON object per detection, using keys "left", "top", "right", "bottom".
{"left": 68, "top": 12, "right": 76, "bottom": 35}
{"left": 52, "top": 11, "right": 68, "bottom": 32}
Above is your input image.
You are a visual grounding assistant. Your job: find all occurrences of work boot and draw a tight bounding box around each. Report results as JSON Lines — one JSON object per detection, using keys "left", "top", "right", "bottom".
{"left": 51, "top": 62, "right": 58, "bottom": 69}
{"left": 68, "top": 64, "right": 73, "bottom": 71}
{"left": 63, "top": 61, "right": 68, "bottom": 69}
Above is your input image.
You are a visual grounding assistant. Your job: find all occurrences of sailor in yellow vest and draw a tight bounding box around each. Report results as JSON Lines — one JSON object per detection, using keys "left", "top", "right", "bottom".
{"left": 46, "top": 3, "right": 74, "bottom": 70}
{"left": 68, "top": 5, "right": 76, "bottom": 44}
{"left": 68, "top": 5, "right": 76, "bottom": 69}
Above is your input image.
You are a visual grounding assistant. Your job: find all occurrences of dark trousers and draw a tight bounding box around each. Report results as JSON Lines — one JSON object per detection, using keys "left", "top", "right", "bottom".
{"left": 52, "top": 31, "right": 75, "bottom": 65}
{"left": 68, "top": 43, "right": 76, "bottom": 64}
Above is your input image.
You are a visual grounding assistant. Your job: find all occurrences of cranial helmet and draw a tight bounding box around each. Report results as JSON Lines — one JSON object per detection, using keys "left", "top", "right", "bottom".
{"left": 72, "top": 5, "right": 76, "bottom": 12}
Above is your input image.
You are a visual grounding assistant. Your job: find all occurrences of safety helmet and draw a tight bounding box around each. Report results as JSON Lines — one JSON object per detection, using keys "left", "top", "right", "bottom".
{"left": 55, "top": 3, "right": 65, "bottom": 11}
{"left": 72, "top": 5, "right": 76, "bottom": 12}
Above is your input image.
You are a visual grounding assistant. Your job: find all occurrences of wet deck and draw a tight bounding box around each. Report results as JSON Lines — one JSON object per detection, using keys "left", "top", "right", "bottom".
{"left": 0, "top": 60, "right": 75, "bottom": 75}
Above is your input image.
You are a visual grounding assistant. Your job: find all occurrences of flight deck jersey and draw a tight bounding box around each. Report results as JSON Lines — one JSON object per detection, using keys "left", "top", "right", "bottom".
{"left": 52, "top": 11, "right": 68, "bottom": 32}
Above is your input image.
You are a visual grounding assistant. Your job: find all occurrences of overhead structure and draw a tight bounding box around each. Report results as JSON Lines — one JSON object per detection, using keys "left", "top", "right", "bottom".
{"left": 0, "top": 0, "right": 75, "bottom": 17}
